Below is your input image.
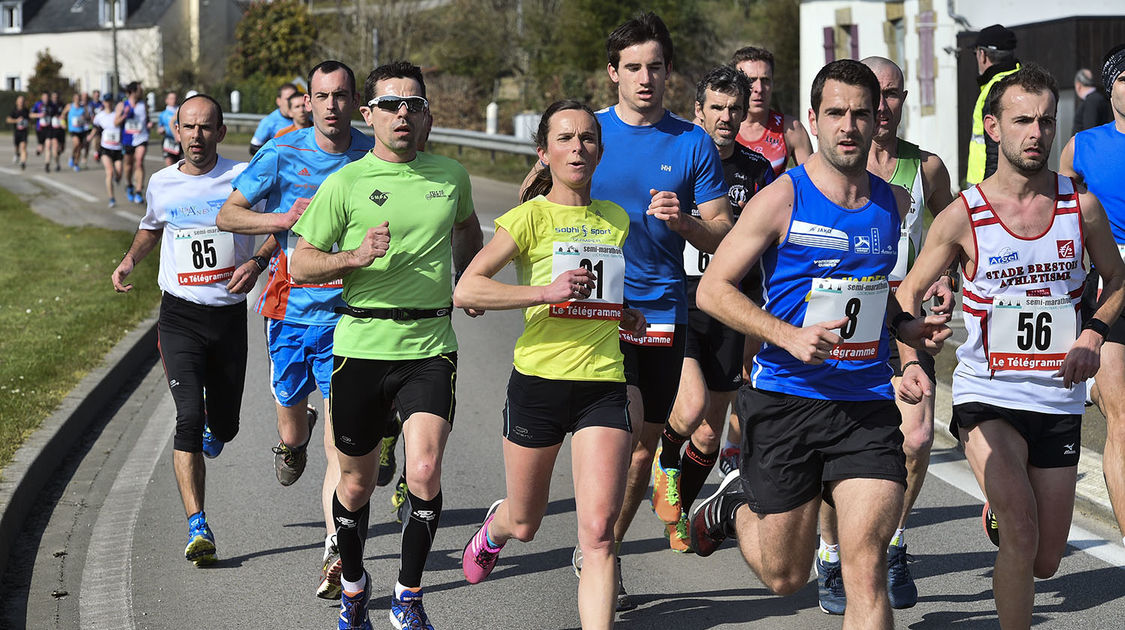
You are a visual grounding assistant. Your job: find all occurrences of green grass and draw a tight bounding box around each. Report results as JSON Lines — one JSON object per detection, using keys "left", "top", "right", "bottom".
{"left": 428, "top": 142, "right": 533, "bottom": 186}
{"left": 0, "top": 187, "right": 159, "bottom": 473}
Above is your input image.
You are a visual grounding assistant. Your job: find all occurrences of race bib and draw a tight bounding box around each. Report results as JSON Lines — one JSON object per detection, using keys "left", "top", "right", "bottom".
{"left": 50, "top": 116, "right": 61, "bottom": 128}
{"left": 682, "top": 240, "right": 710, "bottom": 278}
{"left": 620, "top": 323, "right": 675, "bottom": 346}
{"left": 124, "top": 119, "right": 143, "bottom": 133}
{"left": 16, "top": 119, "right": 27, "bottom": 130}
{"left": 102, "top": 128, "right": 121, "bottom": 145}
{"left": 549, "top": 241, "right": 624, "bottom": 320}
{"left": 989, "top": 296, "right": 1077, "bottom": 371}
{"left": 802, "top": 278, "right": 889, "bottom": 361}
{"left": 173, "top": 227, "right": 237, "bottom": 285}
{"left": 163, "top": 137, "right": 181, "bottom": 155}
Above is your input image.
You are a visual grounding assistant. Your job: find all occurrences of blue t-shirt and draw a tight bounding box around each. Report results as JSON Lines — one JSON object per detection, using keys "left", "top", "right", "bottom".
{"left": 1073, "top": 122, "right": 1125, "bottom": 244}
{"left": 158, "top": 106, "right": 177, "bottom": 140}
{"left": 591, "top": 107, "right": 726, "bottom": 324}
{"left": 252, "top": 109, "right": 292, "bottom": 146}
{"left": 751, "top": 165, "right": 899, "bottom": 401}
{"left": 233, "top": 126, "right": 374, "bottom": 325}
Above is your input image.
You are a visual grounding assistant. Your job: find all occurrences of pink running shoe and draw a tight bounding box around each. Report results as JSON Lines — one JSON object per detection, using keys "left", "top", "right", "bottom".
{"left": 462, "top": 499, "right": 504, "bottom": 584}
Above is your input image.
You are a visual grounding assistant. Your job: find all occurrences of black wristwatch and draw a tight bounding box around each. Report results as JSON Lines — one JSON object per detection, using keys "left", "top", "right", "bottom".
{"left": 1083, "top": 317, "right": 1110, "bottom": 340}
{"left": 889, "top": 311, "right": 916, "bottom": 340}
{"left": 250, "top": 255, "right": 268, "bottom": 272}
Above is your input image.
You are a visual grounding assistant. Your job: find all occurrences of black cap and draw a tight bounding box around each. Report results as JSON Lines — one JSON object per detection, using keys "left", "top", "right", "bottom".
{"left": 974, "top": 24, "right": 1016, "bottom": 51}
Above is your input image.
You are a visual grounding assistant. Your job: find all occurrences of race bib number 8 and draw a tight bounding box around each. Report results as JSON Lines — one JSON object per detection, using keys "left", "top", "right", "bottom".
{"left": 549, "top": 241, "right": 624, "bottom": 320}
{"left": 174, "top": 227, "right": 236, "bottom": 285}
{"left": 989, "top": 296, "right": 1076, "bottom": 371}
{"left": 802, "top": 278, "right": 889, "bottom": 361}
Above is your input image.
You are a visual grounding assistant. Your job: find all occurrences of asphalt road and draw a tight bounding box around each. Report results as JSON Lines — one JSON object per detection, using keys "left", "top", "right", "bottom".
{"left": 1, "top": 135, "right": 1124, "bottom": 629}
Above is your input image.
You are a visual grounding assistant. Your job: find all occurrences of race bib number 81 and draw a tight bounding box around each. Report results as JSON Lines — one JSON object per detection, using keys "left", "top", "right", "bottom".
{"left": 802, "top": 278, "right": 889, "bottom": 361}
{"left": 549, "top": 241, "right": 624, "bottom": 320}
{"left": 174, "top": 227, "right": 236, "bottom": 285}
{"left": 989, "top": 296, "right": 1076, "bottom": 371}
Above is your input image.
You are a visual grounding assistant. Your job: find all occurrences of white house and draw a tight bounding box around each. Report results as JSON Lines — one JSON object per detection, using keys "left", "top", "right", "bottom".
{"left": 0, "top": 0, "right": 243, "bottom": 95}
{"left": 799, "top": 0, "right": 1125, "bottom": 184}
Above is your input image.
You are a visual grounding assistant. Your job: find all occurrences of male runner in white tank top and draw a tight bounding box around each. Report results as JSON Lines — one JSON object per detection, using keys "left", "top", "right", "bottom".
{"left": 895, "top": 64, "right": 1125, "bottom": 630}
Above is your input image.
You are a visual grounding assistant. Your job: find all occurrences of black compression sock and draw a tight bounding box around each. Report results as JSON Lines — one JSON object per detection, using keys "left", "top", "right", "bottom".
{"left": 332, "top": 492, "right": 370, "bottom": 583}
{"left": 399, "top": 490, "right": 443, "bottom": 588}
{"left": 659, "top": 424, "right": 688, "bottom": 469}
{"left": 680, "top": 442, "right": 718, "bottom": 509}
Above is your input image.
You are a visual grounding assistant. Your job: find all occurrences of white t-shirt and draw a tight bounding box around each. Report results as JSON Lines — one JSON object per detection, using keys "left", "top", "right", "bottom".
{"left": 139, "top": 156, "right": 257, "bottom": 306}
{"left": 94, "top": 110, "right": 122, "bottom": 150}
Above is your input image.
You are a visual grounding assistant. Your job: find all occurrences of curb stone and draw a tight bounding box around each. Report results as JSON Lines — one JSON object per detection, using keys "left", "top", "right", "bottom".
{"left": 0, "top": 309, "right": 159, "bottom": 579}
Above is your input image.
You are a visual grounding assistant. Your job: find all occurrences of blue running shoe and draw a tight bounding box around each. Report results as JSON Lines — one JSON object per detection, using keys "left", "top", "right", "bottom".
{"left": 887, "top": 544, "right": 917, "bottom": 609}
{"left": 390, "top": 588, "right": 434, "bottom": 630}
{"left": 816, "top": 555, "right": 846, "bottom": 615}
{"left": 338, "top": 571, "right": 373, "bottom": 630}
{"left": 184, "top": 512, "right": 216, "bottom": 566}
{"left": 201, "top": 422, "right": 223, "bottom": 459}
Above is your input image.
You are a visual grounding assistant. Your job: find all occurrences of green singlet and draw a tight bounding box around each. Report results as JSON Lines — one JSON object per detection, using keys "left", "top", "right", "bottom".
{"left": 293, "top": 151, "right": 474, "bottom": 360}
{"left": 888, "top": 138, "right": 925, "bottom": 284}
{"left": 496, "top": 197, "right": 630, "bottom": 382}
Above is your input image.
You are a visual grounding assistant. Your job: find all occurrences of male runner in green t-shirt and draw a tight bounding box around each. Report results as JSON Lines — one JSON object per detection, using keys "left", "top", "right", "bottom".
{"left": 815, "top": 55, "right": 956, "bottom": 616}
{"left": 289, "top": 60, "right": 483, "bottom": 630}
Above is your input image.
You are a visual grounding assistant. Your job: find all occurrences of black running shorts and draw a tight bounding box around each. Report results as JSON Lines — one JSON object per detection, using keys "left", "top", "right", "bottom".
{"left": 621, "top": 324, "right": 687, "bottom": 423}
{"left": 330, "top": 353, "right": 457, "bottom": 457}
{"left": 502, "top": 369, "right": 630, "bottom": 447}
{"left": 684, "top": 309, "right": 744, "bottom": 392}
{"left": 735, "top": 386, "right": 906, "bottom": 514}
{"left": 951, "top": 401, "right": 1081, "bottom": 468}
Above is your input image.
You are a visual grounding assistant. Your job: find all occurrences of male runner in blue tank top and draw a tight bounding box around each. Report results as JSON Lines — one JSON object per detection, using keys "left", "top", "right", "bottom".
{"left": 690, "top": 60, "right": 950, "bottom": 629}
{"left": 1060, "top": 44, "right": 1125, "bottom": 548}
{"left": 570, "top": 12, "right": 732, "bottom": 611}
{"left": 814, "top": 55, "right": 957, "bottom": 615}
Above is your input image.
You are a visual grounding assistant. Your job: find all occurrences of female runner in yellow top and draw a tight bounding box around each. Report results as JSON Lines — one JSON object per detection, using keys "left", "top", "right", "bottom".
{"left": 454, "top": 99, "right": 645, "bottom": 629}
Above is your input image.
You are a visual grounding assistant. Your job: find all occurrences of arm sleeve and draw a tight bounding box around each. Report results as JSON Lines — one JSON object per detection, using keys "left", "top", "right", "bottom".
{"left": 693, "top": 135, "right": 728, "bottom": 206}
{"left": 494, "top": 203, "right": 533, "bottom": 254}
{"left": 231, "top": 141, "right": 280, "bottom": 208}
{"left": 454, "top": 165, "right": 475, "bottom": 223}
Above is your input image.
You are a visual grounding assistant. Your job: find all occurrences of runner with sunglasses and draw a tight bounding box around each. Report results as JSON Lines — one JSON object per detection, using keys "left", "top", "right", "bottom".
{"left": 289, "top": 60, "right": 483, "bottom": 630}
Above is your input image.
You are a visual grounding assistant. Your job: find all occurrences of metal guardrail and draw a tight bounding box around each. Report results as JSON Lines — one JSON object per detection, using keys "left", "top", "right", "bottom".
{"left": 222, "top": 112, "right": 536, "bottom": 156}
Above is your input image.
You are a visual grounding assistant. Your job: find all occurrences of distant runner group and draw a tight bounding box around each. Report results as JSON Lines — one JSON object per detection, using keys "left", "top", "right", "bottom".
{"left": 94, "top": 11, "right": 1125, "bottom": 630}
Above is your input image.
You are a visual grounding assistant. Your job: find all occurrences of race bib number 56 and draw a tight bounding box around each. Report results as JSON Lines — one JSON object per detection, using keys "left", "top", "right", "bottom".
{"left": 802, "top": 278, "right": 889, "bottom": 361}
{"left": 989, "top": 296, "right": 1076, "bottom": 371}
{"left": 174, "top": 227, "right": 236, "bottom": 285}
{"left": 549, "top": 241, "right": 624, "bottom": 320}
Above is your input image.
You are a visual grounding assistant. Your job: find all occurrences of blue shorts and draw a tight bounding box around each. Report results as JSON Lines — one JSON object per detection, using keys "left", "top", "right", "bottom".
{"left": 265, "top": 318, "right": 334, "bottom": 406}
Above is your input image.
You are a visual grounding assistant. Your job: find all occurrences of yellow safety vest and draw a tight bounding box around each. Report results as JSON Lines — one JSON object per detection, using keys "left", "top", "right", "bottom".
{"left": 966, "top": 63, "right": 1020, "bottom": 185}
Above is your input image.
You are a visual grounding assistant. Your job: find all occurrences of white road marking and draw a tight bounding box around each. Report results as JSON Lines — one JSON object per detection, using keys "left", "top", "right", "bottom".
{"left": 928, "top": 458, "right": 1125, "bottom": 568}
{"left": 32, "top": 175, "right": 100, "bottom": 202}
{"left": 78, "top": 394, "right": 174, "bottom": 629}
{"left": 0, "top": 166, "right": 19, "bottom": 176}
{"left": 114, "top": 210, "right": 143, "bottom": 222}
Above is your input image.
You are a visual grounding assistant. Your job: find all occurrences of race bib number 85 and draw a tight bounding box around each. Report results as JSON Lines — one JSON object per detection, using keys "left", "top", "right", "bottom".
{"left": 549, "top": 241, "right": 624, "bottom": 320}
{"left": 802, "top": 278, "right": 889, "bottom": 361}
{"left": 174, "top": 227, "right": 236, "bottom": 285}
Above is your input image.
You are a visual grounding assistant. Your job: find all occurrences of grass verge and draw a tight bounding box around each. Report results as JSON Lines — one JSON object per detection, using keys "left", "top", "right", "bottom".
{"left": 0, "top": 187, "right": 159, "bottom": 473}
{"left": 427, "top": 142, "right": 533, "bottom": 186}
